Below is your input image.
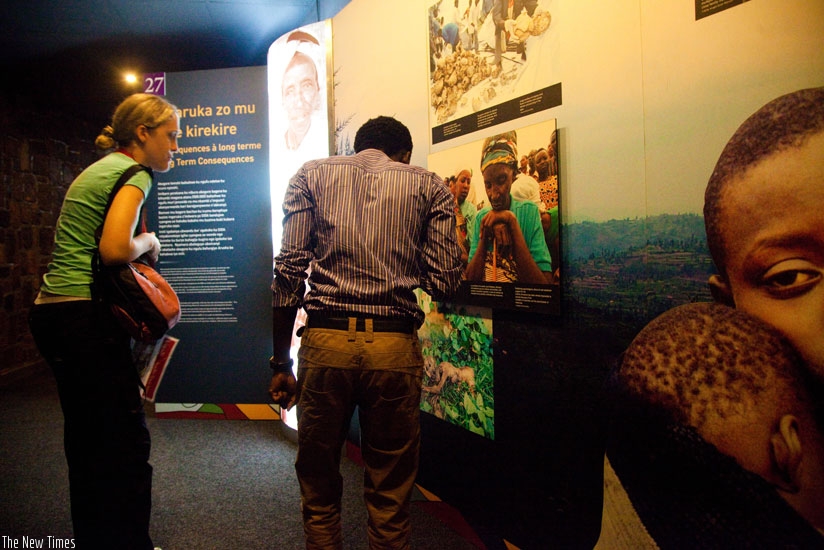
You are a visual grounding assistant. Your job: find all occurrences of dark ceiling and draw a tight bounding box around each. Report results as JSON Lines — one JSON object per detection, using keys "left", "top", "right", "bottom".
{"left": 0, "top": 0, "right": 350, "bottom": 123}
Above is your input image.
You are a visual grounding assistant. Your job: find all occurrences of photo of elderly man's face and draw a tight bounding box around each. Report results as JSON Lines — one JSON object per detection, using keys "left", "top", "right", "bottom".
{"left": 281, "top": 52, "right": 320, "bottom": 150}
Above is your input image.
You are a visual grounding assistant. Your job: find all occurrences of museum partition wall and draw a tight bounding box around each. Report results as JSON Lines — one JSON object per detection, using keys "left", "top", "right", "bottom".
{"left": 141, "top": 0, "right": 823, "bottom": 548}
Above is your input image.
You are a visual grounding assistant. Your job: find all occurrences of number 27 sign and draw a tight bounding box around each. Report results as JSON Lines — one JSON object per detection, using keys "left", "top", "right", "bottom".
{"left": 144, "top": 73, "right": 166, "bottom": 96}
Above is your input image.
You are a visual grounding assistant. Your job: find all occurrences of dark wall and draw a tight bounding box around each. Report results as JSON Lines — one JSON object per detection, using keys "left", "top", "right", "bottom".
{"left": 417, "top": 307, "right": 627, "bottom": 549}
{"left": 0, "top": 94, "right": 98, "bottom": 381}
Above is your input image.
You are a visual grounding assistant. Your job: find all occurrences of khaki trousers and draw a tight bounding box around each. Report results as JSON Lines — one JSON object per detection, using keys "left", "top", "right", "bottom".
{"left": 295, "top": 324, "right": 423, "bottom": 550}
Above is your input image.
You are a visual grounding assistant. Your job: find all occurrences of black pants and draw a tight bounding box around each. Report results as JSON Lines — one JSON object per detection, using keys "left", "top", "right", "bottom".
{"left": 28, "top": 300, "right": 153, "bottom": 550}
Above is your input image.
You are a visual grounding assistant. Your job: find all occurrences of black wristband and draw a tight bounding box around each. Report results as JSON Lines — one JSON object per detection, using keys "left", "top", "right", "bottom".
{"left": 269, "top": 356, "right": 294, "bottom": 374}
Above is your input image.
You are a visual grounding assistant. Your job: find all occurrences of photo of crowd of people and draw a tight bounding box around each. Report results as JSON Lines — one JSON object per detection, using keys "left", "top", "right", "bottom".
{"left": 429, "top": 119, "right": 560, "bottom": 312}
{"left": 427, "top": 0, "right": 558, "bottom": 131}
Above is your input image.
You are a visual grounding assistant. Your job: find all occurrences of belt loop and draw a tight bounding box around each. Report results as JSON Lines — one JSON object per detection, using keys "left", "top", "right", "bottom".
{"left": 365, "top": 318, "right": 374, "bottom": 343}
{"left": 347, "top": 317, "right": 357, "bottom": 342}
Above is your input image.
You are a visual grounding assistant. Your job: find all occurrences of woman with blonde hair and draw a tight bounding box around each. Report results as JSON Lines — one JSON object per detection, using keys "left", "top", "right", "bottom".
{"left": 28, "top": 93, "right": 179, "bottom": 549}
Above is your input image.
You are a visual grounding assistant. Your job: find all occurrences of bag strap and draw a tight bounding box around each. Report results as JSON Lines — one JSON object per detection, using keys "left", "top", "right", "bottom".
{"left": 92, "top": 163, "right": 154, "bottom": 293}
{"left": 98, "top": 164, "right": 154, "bottom": 237}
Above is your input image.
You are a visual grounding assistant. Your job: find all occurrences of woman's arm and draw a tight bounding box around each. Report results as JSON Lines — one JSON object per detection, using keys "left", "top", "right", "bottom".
{"left": 506, "top": 222, "right": 550, "bottom": 284}
{"left": 99, "top": 185, "right": 160, "bottom": 265}
{"left": 465, "top": 213, "right": 491, "bottom": 281}
{"left": 465, "top": 241, "right": 487, "bottom": 281}
{"left": 485, "top": 210, "right": 549, "bottom": 284}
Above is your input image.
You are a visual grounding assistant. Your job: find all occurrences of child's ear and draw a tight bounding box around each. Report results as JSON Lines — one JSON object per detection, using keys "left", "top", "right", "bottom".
{"left": 770, "top": 414, "right": 803, "bottom": 494}
{"left": 708, "top": 274, "right": 734, "bottom": 306}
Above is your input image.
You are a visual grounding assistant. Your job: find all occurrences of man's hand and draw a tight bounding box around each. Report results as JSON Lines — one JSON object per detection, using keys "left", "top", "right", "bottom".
{"left": 269, "top": 372, "right": 297, "bottom": 410}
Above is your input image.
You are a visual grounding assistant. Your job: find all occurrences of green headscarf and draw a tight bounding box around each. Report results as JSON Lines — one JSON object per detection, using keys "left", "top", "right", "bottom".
{"left": 480, "top": 131, "right": 518, "bottom": 173}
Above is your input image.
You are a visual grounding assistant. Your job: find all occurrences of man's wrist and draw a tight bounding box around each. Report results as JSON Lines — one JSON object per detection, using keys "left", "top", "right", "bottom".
{"left": 269, "top": 356, "right": 294, "bottom": 374}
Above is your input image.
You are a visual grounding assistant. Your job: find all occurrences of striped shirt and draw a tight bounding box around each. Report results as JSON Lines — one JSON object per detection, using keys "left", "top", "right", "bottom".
{"left": 271, "top": 149, "right": 463, "bottom": 325}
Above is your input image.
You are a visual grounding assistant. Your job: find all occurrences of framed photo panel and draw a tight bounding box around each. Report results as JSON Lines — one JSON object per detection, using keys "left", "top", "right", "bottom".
{"left": 428, "top": 119, "right": 561, "bottom": 314}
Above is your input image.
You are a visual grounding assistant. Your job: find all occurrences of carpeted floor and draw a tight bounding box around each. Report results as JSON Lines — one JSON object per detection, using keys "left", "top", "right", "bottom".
{"left": 1, "top": 365, "right": 661, "bottom": 549}
{"left": 0, "top": 367, "right": 480, "bottom": 549}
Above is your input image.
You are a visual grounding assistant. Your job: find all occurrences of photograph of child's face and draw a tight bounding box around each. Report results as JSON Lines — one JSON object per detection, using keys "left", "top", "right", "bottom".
{"left": 711, "top": 130, "right": 824, "bottom": 378}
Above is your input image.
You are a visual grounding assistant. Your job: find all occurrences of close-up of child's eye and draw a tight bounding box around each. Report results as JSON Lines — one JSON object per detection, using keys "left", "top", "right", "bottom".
{"left": 762, "top": 267, "right": 821, "bottom": 297}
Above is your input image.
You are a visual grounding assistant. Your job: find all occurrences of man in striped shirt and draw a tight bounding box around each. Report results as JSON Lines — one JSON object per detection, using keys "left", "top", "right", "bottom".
{"left": 268, "top": 116, "right": 463, "bottom": 549}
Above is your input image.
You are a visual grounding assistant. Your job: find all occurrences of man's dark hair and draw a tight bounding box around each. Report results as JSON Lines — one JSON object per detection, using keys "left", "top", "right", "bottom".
{"left": 354, "top": 116, "right": 413, "bottom": 158}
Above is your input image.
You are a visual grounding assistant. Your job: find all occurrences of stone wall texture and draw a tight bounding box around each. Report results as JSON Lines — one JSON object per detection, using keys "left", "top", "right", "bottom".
{"left": 0, "top": 95, "right": 98, "bottom": 382}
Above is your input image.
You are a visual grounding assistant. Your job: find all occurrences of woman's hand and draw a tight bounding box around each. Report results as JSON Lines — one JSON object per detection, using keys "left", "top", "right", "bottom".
{"left": 480, "top": 210, "right": 517, "bottom": 250}
{"left": 135, "top": 232, "right": 161, "bottom": 265}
